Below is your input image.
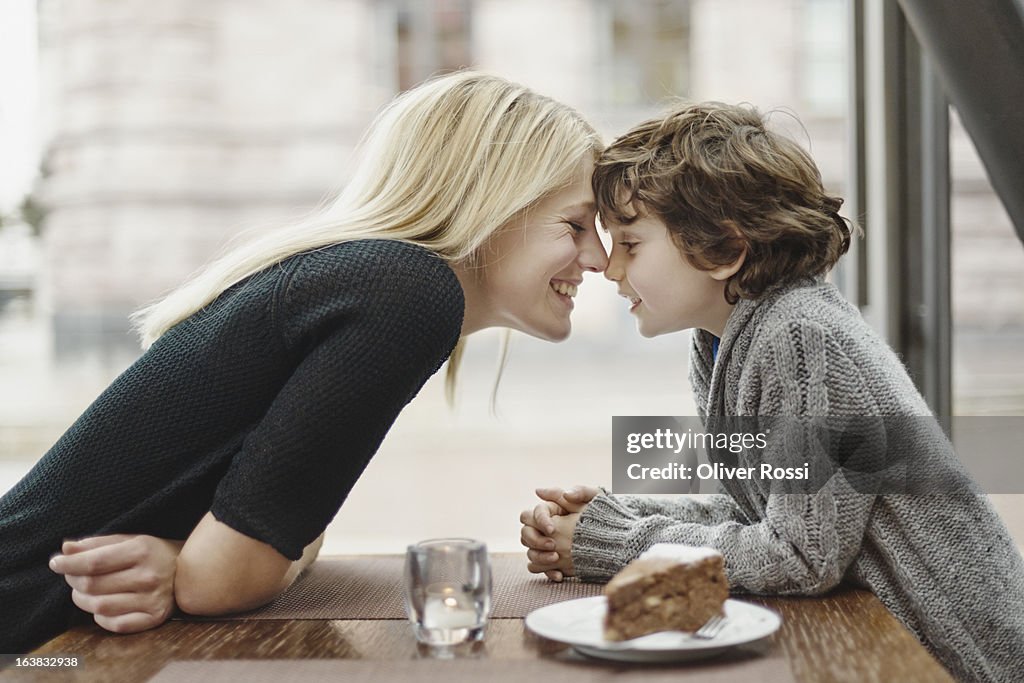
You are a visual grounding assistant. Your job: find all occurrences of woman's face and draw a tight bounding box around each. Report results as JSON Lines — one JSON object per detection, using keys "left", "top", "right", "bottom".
{"left": 476, "top": 160, "right": 608, "bottom": 341}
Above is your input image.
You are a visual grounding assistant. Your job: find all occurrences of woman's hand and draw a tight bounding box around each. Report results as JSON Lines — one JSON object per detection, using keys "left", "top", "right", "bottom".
{"left": 49, "top": 534, "right": 184, "bottom": 634}
{"left": 519, "top": 485, "right": 600, "bottom": 581}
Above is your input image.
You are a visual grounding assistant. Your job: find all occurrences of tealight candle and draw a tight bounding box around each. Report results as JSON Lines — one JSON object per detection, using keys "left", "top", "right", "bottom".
{"left": 422, "top": 586, "right": 479, "bottom": 629}
{"left": 404, "top": 538, "right": 491, "bottom": 647}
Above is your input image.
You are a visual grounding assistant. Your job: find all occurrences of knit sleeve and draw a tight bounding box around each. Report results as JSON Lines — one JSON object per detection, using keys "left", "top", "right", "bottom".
{"left": 618, "top": 493, "right": 749, "bottom": 525}
{"left": 209, "top": 242, "right": 463, "bottom": 560}
{"left": 572, "top": 321, "right": 878, "bottom": 594}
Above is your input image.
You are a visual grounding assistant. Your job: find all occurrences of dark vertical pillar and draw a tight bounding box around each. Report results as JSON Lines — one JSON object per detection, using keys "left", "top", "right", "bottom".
{"left": 896, "top": 0, "right": 1024, "bottom": 243}
{"left": 854, "top": 1, "right": 952, "bottom": 425}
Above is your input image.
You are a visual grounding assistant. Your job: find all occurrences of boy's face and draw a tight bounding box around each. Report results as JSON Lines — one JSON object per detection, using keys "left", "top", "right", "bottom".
{"left": 603, "top": 213, "right": 732, "bottom": 338}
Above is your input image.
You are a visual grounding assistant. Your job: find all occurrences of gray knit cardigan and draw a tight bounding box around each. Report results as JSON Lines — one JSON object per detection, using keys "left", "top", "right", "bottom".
{"left": 572, "top": 278, "right": 1024, "bottom": 683}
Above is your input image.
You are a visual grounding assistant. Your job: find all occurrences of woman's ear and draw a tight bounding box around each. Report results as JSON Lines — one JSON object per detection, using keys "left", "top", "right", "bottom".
{"left": 709, "top": 221, "right": 747, "bottom": 281}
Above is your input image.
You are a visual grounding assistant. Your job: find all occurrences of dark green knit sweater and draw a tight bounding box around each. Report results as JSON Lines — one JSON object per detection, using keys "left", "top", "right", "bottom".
{"left": 0, "top": 239, "right": 464, "bottom": 653}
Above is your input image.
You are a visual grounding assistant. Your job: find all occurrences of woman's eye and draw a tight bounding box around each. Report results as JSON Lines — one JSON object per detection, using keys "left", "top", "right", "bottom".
{"left": 567, "top": 221, "right": 585, "bottom": 235}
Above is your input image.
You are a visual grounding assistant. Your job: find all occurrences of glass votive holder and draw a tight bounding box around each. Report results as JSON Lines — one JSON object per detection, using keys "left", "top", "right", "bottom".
{"left": 403, "top": 538, "right": 492, "bottom": 648}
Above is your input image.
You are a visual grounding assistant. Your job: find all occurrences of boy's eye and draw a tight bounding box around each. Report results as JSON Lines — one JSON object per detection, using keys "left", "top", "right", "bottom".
{"left": 618, "top": 241, "right": 638, "bottom": 253}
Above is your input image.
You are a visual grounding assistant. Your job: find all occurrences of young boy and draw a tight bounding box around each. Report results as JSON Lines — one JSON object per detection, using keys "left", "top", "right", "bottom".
{"left": 519, "top": 103, "right": 1024, "bottom": 683}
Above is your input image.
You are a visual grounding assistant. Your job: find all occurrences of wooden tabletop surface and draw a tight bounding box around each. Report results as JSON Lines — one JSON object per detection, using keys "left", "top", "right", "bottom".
{"left": 9, "top": 556, "right": 953, "bottom": 683}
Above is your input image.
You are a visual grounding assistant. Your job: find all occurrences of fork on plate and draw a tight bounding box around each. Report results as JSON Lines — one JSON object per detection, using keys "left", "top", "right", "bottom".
{"left": 602, "top": 613, "right": 728, "bottom": 649}
{"left": 691, "top": 614, "right": 727, "bottom": 640}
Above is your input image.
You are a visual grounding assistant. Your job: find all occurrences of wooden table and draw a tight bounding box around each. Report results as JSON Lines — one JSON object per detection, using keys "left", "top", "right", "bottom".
{"left": 10, "top": 556, "right": 953, "bottom": 683}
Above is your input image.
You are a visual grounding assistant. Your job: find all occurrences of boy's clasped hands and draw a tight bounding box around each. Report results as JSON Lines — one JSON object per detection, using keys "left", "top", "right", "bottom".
{"left": 519, "top": 485, "right": 600, "bottom": 581}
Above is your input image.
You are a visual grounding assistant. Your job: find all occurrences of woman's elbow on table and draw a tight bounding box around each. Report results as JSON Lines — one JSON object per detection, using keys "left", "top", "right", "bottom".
{"left": 174, "top": 512, "right": 293, "bottom": 616}
{"left": 174, "top": 559, "right": 288, "bottom": 616}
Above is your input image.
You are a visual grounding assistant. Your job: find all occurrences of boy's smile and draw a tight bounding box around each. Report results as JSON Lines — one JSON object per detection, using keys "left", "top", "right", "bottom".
{"left": 619, "top": 289, "right": 642, "bottom": 311}
{"left": 603, "top": 213, "right": 738, "bottom": 338}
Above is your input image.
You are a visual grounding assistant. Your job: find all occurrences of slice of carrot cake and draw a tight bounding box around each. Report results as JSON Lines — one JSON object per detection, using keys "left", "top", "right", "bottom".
{"left": 603, "top": 544, "right": 728, "bottom": 641}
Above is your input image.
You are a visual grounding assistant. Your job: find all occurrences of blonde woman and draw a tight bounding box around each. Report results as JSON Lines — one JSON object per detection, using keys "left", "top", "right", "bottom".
{"left": 0, "top": 71, "right": 607, "bottom": 652}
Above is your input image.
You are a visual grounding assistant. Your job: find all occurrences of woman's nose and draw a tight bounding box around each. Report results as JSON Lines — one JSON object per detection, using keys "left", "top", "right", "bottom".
{"left": 578, "top": 229, "right": 608, "bottom": 273}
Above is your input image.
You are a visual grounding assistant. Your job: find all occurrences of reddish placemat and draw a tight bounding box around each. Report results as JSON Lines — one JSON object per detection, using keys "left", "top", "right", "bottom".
{"left": 148, "top": 657, "right": 794, "bottom": 682}
{"left": 185, "top": 554, "right": 603, "bottom": 621}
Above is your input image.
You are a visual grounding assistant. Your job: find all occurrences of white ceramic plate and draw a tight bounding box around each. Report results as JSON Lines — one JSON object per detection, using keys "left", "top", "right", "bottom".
{"left": 525, "top": 597, "right": 781, "bottom": 663}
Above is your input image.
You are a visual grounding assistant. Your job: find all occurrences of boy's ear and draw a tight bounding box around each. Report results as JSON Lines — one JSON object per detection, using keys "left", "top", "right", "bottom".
{"left": 708, "top": 221, "right": 747, "bottom": 281}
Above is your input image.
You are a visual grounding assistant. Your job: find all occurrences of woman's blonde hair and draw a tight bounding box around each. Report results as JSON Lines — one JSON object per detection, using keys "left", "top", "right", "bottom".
{"left": 132, "top": 70, "right": 601, "bottom": 399}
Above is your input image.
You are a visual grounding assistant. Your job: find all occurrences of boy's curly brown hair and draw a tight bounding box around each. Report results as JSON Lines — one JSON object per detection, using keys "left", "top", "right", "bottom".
{"left": 593, "top": 102, "right": 857, "bottom": 303}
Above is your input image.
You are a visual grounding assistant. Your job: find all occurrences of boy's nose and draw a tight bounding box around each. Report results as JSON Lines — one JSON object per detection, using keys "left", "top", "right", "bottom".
{"left": 604, "top": 251, "right": 623, "bottom": 282}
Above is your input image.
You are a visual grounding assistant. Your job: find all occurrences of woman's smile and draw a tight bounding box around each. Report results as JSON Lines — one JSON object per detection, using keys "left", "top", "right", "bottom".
{"left": 550, "top": 279, "right": 581, "bottom": 311}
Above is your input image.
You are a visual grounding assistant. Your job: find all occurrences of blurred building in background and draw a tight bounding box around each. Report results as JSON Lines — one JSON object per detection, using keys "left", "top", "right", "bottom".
{"left": 27, "top": 0, "right": 855, "bottom": 358}
{"left": 25, "top": 0, "right": 1022, "bottom": 396}
{"left": 32, "top": 0, "right": 385, "bottom": 356}
{"left": 3, "top": 0, "right": 1022, "bottom": 550}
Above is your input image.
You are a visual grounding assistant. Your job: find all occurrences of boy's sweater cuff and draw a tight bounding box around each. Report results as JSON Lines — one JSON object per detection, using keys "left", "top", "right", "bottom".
{"left": 572, "top": 492, "right": 644, "bottom": 583}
